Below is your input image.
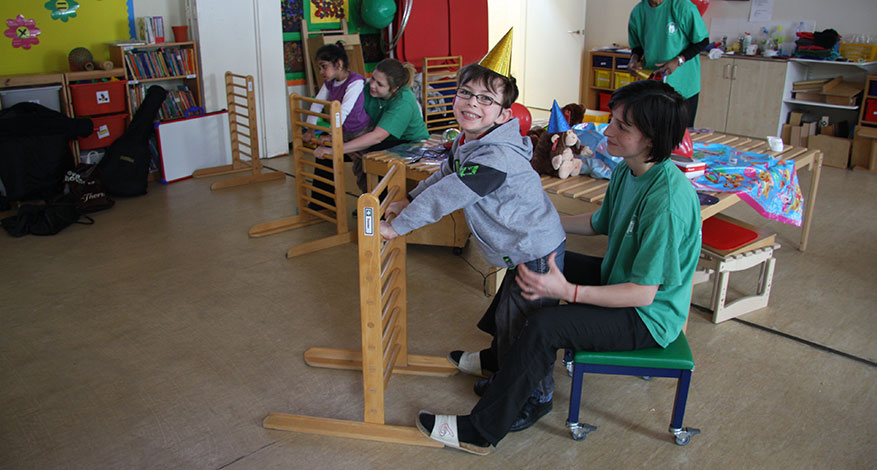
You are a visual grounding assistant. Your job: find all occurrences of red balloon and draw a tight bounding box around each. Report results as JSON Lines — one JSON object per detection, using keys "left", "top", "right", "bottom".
{"left": 692, "top": 0, "right": 709, "bottom": 16}
{"left": 671, "top": 129, "right": 694, "bottom": 159}
{"left": 509, "top": 103, "right": 531, "bottom": 136}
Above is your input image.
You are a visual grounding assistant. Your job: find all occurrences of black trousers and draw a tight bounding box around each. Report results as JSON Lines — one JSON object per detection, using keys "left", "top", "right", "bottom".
{"left": 685, "top": 93, "right": 699, "bottom": 128}
{"left": 469, "top": 251, "right": 659, "bottom": 446}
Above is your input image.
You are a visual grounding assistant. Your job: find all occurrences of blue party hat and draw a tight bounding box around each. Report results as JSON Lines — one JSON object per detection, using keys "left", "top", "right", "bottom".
{"left": 547, "top": 100, "right": 570, "bottom": 133}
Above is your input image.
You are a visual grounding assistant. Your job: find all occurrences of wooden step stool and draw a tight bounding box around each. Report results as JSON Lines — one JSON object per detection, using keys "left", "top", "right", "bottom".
{"left": 693, "top": 214, "right": 779, "bottom": 324}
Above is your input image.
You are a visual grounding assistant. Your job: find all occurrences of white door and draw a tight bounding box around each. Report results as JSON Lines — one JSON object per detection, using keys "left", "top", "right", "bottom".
{"left": 488, "top": 1, "right": 586, "bottom": 111}
{"left": 522, "top": 1, "right": 586, "bottom": 110}
{"left": 188, "top": 0, "right": 288, "bottom": 158}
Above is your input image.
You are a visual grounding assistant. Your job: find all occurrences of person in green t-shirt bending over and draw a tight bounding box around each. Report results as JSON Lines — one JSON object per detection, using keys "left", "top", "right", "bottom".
{"left": 628, "top": 0, "right": 709, "bottom": 126}
{"left": 414, "top": 80, "right": 702, "bottom": 455}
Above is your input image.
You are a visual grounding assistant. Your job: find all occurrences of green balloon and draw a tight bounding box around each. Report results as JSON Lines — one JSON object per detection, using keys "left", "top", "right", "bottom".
{"left": 361, "top": 0, "right": 396, "bottom": 29}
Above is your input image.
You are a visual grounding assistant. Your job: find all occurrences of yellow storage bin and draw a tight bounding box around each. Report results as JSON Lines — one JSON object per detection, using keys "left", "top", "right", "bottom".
{"left": 839, "top": 43, "right": 877, "bottom": 63}
{"left": 614, "top": 71, "right": 634, "bottom": 89}
{"left": 581, "top": 109, "right": 610, "bottom": 124}
{"left": 594, "top": 69, "right": 611, "bottom": 88}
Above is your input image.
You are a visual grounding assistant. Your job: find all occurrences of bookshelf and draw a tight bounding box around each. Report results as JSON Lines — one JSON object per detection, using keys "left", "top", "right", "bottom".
{"left": 109, "top": 41, "right": 203, "bottom": 122}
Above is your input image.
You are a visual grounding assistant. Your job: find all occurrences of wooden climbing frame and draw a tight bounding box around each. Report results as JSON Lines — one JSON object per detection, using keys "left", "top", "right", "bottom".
{"left": 421, "top": 56, "right": 462, "bottom": 132}
{"left": 248, "top": 94, "right": 355, "bottom": 258}
{"left": 263, "top": 160, "right": 458, "bottom": 446}
{"left": 192, "top": 71, "right": 285, "bottom": 189}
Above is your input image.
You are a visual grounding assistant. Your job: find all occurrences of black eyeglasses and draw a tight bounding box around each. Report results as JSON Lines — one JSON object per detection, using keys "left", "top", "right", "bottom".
{"left": 456, "top": 88, "right": 499, "bottom": 107}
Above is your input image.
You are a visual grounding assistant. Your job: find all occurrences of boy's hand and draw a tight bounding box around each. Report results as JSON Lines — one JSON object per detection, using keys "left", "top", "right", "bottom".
{"left": 385, "top": 200, "right": 410, "bottom": 219}
{"left": 380, "top": 220, "right": 399, "bottom": 240}
{"left": 302, "top": 130, "right": 316, "bottom": 144}
{"left": 516, "top": 252, "right": 573, "bottom": 302}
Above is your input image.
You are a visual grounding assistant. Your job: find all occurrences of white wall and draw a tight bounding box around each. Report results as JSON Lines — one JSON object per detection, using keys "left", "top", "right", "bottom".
{"left": 584, "top": 0, "right": 877, "bottom": 51}
{"left": 132, "top": 0, "right": 186, "bottom": 32}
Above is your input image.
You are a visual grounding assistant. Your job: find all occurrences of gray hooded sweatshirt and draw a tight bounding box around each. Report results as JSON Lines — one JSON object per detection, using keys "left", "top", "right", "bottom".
{"left": 390, "top": 119, "right": 566, "bottom": 268}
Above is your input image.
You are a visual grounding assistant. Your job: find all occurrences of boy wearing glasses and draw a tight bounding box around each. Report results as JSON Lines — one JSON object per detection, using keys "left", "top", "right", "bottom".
{"left": 380, "top": 62, "right": 566, "bottom": 431}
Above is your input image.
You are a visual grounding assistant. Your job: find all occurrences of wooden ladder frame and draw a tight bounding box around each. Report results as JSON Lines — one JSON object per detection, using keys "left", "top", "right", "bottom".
{"left": 263, "top": 161, "right": 458, "bottom": 446}
{"left": 248, "top": 94, "right": 356, "bottom": 258}
{"left": 192, "top": 71, "right": 285, "bottom": 189}
{"left": 422, "top": 56, "right": 462, "bottom": 132}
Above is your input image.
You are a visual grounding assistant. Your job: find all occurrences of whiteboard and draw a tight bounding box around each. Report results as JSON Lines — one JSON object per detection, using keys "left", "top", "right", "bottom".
{"left": 156, "top": 111, "right": 233, "bottom": 183}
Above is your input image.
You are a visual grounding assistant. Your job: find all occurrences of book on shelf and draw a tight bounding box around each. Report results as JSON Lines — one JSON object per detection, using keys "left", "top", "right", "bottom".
{"left": 123, "top": 46, "right": 195, "bottom": 80}
{"left": 131, "top": 83, "right": 197, "bottom": 121}
{"left": 137, "top": 16, "right": 165, "bottom": 44}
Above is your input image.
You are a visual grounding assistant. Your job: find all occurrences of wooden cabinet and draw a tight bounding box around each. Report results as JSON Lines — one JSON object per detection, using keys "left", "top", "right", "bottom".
{"left": 695, "top": 56, "right": 786, "bottom": 138}
{"left": 584, "top": 51, "right": 638, "bottom": 111}
{"left": 861, "top": 75, "right": 877, "bottom": 126}
{"left": 109, "top": 41, "right": 203, "bottom": 121}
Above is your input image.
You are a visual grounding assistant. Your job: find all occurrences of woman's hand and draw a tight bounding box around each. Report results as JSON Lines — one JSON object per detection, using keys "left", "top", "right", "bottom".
{"left": 655, "top": 56, "right": 681, "bottom": 76}
{"left": 629, "top": 54, "right": 642, "bottom": 73}
{"left": 516, "top": 252, "right": 573, "bottom": 302}
{"left": 379, "top": 220, "right": 399, "bottom": 240}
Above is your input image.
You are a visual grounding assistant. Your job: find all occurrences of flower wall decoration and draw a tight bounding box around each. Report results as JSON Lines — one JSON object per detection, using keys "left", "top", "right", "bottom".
{"left": 5, "top": 15, "right": 42, "bottom": 50}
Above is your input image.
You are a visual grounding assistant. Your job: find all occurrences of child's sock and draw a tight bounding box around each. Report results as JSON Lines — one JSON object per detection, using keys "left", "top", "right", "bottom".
{"left": 419, "top": 413, "right": 490, "bottom": 447}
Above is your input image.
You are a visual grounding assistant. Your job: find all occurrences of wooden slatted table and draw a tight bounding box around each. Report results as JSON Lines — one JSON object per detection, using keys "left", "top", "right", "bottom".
{"left": 362, "top": 131, "right": 823, "bottom": 252}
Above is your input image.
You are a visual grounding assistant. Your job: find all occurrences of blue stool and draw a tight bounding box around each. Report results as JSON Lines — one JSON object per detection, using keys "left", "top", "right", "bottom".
{"left": 566, "top": 332, "right": 700, "bottom": 445}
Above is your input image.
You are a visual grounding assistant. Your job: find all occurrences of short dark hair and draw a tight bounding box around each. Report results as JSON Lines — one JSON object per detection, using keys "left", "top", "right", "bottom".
{"left": 315, "top": 42, "right": 349, "bottom": 69}
{"left": 608, "top": 80, "right": 688, "bottom": 163}
{"left": 457, "top": 64, "right": 519, "bottom": 108}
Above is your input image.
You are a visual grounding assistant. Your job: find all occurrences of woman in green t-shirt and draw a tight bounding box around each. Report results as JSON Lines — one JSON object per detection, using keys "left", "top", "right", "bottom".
{"left": 311, "top": 58, "right": 428, "bottom": 203}
{"left": 415, "top": 80, "right": 702, "bottom": 455}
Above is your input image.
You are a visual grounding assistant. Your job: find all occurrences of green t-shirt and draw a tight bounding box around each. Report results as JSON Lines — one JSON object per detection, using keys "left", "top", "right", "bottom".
{"left": 363, "top": 85, "right": 429, "bottom": 142}
{"left": 628, "top": 0, "right": 709, "bottom": 99}
{"left": 590, "top": 159, "right": 702, "bottom": 347}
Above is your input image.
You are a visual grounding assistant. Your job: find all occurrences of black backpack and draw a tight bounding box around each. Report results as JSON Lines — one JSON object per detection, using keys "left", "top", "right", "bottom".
{"left": 99, "top": 85, "right": 168, "bottom": 197}
{"left": 0, "top": 103, "right": 92, "bottom": 201}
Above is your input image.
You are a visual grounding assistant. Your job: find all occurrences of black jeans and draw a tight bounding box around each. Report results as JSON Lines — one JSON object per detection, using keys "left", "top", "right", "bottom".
{"left": 469, "top": 251, "right": 659, "bottom": 446}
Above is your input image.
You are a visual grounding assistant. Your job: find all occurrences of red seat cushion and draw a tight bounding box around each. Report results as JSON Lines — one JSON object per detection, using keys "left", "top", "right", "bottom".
{"left": 702, "top": 217, "right": 758, "bottom": 251}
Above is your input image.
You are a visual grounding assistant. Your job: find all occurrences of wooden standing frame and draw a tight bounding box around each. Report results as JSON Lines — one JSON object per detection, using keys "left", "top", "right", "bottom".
{"left": 421, "top": 56, "right": 462, "bottom": 132}
{"left": 248, "top": 94, "right": 356, "bottom": 258}
{"left": 263, "top": 161, "right": 457, "bottom": 446}
{"left": 192, "top": 72, "right": 284, "bottom": 189}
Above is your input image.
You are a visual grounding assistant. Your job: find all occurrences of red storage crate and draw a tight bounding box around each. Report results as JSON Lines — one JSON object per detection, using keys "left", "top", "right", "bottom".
{"left": 69, "top": 80, "right": 127, "bottom": 116}
{"left": 599, "top": 92, "right": 612, "bottom": 112}
{"left": 78, "top": 113, "right": 127, "bottom": 150}
{"left": 864, "top": 98, "right": 877, "bottom": 123}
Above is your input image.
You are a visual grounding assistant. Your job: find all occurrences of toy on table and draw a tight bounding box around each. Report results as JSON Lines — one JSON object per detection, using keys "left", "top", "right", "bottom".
{"left": 531, "top": 100, "right": 588, "bottom": 179}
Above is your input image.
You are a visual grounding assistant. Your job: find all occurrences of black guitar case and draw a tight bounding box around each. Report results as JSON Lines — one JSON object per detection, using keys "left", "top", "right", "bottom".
{"left": 99, "top": 85, "right": 168, "bottom": 197}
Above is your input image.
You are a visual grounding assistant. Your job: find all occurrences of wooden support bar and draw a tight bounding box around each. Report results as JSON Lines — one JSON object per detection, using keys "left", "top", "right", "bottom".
{"left": 262, "top": 414, "right": 443, "bottom": 448}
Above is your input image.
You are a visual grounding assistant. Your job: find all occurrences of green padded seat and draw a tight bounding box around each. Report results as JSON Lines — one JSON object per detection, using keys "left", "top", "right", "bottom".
{"left": 573, "top": 332, "right": 694, "bottom": 370}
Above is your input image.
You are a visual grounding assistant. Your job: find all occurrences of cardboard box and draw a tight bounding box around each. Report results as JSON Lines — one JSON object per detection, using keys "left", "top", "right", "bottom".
{"left": 850, "top": 125, "right": 877, "bottom": 170}
{"left": 822, "top": 81, "right": 863, "bottom": 106}
{"left": 808, "top": 134, "right": 851, "bottom": 168}
{"left": 789, "top": 111, "right": 803, "bottom": 126}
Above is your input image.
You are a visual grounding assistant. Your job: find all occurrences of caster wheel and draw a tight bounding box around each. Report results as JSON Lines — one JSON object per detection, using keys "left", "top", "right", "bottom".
{"left": 675, "top": 433, "right": 691, "bottom": 445}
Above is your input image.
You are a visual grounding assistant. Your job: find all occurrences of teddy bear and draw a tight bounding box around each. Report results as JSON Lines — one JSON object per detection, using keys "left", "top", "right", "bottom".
{"left": 529, "top": 100, "right": 591, "bottom": 179}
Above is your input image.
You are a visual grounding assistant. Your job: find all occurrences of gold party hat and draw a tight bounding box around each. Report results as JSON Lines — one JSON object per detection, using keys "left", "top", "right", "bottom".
{"left": 479, "top": 27, "right": 513, "bottom": 77}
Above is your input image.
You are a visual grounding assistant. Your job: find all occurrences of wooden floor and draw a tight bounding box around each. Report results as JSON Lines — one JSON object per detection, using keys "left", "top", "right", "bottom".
{"left": 0, "top": 159, "right": 875, "bottom": 469}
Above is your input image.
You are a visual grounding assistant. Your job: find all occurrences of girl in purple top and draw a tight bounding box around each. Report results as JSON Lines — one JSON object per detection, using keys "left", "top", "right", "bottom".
{"left": 304, "top": 42, "right": 370, "bottom": 142}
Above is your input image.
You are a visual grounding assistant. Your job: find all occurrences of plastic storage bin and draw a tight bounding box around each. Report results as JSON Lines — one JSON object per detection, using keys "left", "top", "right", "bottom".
{"left": 0, "top": 85, "right": 62, "bottom": 112}
{"left": 864, "top": 99, "right": 877, "bottom": 124}
{"left": 614, "top": 71, "right": 634, "bottom": 89}
{"left": 592, "top": 55, "right": 612, "bottom": 68}
{"left": 594, "top": 70, "right": 611, "bottom": 88}
{"left": 599, "top": 92, "right": 612, "bottom": 112}
{"left": 78, "top": 113, "right": 127, "bottom": 150}
{"left": 69, "top": 80, "right": 127, "bottom": 116}
{"left": 839, "top": 43, "right": 877, "bottom": 63}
